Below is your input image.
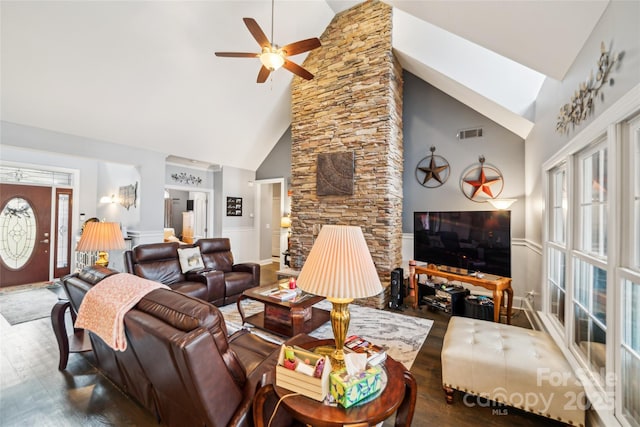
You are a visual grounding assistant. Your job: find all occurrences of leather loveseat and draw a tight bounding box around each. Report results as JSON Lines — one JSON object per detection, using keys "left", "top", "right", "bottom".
{"left": 61, "top": 266, "right": 314, "bottom": 427}
{"left": 124, "top": 238, "right": 259, "bottom": 306}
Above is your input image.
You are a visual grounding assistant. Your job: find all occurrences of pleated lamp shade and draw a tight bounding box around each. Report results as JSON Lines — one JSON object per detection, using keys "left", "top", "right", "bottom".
{"left": 76, "top": 221, "right": 126, "bottom": 252}
{"left": 296, "top": 225, "right": 382, "bottom": 299}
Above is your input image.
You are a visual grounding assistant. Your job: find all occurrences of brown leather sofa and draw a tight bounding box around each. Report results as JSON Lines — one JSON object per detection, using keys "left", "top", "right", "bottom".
{"left": 124, "top": 238, "right": 259, "bottom": 306}
{"left": 60, "top": 266, "right": 314, "bottom": 427}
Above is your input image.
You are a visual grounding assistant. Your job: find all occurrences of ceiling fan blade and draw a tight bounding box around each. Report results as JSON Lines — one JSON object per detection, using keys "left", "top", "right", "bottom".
{"left": 257, "top": 66, "right": 271, "bottom": 83}
{"left": 281, "top": 38, "right": 321, "bottom": 56}
{"left": 215, "top": 52, "right": 259, "bottom": 58}
{"left": 243, "top": 18, "right": 270, "bottom": 48}
{"left": 283, "top": 59, "right": 314, "bottom": 80}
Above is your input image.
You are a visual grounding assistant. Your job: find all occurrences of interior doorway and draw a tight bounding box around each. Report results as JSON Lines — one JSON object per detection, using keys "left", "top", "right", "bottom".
{"left": 254, "top": 178, "right": 288, "bottom": 269}
{"left": 163, "top": 187, "right": 213, "bottom": 243}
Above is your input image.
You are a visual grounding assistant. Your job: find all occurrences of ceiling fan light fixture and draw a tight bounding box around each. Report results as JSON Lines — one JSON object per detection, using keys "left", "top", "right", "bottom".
{"left": 260, "top": 48, "right": 285, "bottom": 71}
{"left": 216, "top": 15, "right": 320, "bottom": 82}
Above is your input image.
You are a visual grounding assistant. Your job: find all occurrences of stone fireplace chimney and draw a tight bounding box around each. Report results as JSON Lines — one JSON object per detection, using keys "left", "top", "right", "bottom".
{"left": 290, "top": 0, "right": 403, "bottom": 308}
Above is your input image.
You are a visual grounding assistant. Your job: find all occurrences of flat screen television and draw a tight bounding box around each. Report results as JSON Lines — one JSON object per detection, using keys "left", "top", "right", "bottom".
{"left": 414, "top": 211, "right": 511, "bottom": 277}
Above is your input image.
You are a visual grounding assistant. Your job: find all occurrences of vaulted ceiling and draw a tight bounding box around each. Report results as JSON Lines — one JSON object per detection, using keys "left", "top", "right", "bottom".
{"left": 1, "top": 1, "right": 609, "bottom": 171}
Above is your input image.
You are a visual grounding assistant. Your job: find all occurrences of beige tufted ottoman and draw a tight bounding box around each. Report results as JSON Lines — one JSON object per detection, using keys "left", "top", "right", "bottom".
{"left": 442, "top": 316, "right": 585, "bottom": 426}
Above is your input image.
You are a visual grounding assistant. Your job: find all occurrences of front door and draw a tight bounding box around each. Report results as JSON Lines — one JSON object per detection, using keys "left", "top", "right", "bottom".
{"left": 0, "top": 184, "right": 52, "bottom": 287}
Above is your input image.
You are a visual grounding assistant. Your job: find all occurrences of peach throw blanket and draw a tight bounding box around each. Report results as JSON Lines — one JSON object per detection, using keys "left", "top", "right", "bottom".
{"left": 76, "top": 273, "right": 169, "bottom": 351}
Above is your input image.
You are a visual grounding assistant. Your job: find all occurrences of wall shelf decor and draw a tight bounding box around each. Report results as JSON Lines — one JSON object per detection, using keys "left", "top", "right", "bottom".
{"left": 316, "top": 152, "right": 354, "bottom": 196}
{"left": 556, "top": 41, "right": 622, "bottom": 134}
{"left": 415, "top": 146, "right": 450, "bottom": 188}
{"left": 226, "top": 197, "right": 243, "bottom": 216}
{"left": 460, "top": 156, "right": 504, "bottom": 202}
{"left": 119, "top": 182, "right": 138, "bottom": 210}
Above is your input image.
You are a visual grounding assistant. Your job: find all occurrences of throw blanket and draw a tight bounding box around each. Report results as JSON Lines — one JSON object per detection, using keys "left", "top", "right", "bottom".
{"left": 76, "top": 273, "right": 169, "bottom": 351}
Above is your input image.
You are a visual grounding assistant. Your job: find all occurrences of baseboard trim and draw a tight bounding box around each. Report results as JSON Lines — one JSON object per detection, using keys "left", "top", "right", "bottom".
{"left": 522, "top": 297, "right": 543, "bottom": 331}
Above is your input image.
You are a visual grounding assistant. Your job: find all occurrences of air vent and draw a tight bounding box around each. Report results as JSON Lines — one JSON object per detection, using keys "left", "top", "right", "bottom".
{"left": 457, "top": 127, "right": 483, "bottom": 141}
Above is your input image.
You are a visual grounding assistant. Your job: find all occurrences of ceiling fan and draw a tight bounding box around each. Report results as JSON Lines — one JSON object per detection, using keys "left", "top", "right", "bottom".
{"left": 214, "top": 2, "right": 321, "bottom": 83}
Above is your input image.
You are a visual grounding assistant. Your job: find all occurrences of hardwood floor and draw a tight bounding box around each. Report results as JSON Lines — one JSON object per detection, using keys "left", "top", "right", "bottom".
{"left": 0, "top": 264, "right": 567, "bottom": 426}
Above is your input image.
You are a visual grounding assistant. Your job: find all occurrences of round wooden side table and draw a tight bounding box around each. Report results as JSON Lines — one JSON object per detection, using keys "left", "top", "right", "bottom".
{"left": 273, "top": 339, "right": 406, "bottom": 427}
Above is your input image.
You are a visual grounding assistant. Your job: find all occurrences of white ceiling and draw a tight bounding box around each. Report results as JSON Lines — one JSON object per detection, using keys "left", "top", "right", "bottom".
{"left": 1, "top": 1, "right": 609, "bottom": 171}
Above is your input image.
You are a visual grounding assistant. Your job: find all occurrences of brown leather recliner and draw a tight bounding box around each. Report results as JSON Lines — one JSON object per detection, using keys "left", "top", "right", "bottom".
{"left": 195, "top": 238, "right": 261, "bottom": 305}
{"left": 60, "top": 266, "right": 315, "bottom": 427}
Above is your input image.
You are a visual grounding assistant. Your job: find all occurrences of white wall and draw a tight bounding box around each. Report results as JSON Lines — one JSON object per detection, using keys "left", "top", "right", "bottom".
{"left": 97, "top": 161, "right": 141, "bottom": 226}
{"left": 220, "top": 166, "right": 257, "bottom": 263}
{"left": 1, "top": 121, "right": 167, "bottom": 239}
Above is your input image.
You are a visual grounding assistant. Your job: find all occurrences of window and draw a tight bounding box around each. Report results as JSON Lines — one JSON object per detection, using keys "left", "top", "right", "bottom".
{"left": 573, "top": 258, "right": 607, "bottom": 375}
{"left": 54, "top": 188, "right": 73, "bottom": 278}
{"left": 567, "top": 141, "right": 609, "bottom": 384}
{"left": 548, "top": 248, "right": 566, "bottom": 324}
{"left": 551, "top": 167, "right": 567, "bottom": 244}
{"left": 542, "top": 88, "right": 640, "bottom": 427}
{"left": 619, "top": 115, "right": 640, "bottom": 427}
{"left": 0, "top": 197, "right": 37, "bottom": 269}
{"left": 0, "top": 165, "right": 72, "bottom": 186}
{"left": 633, "top": 124, "right": 640, "bottom": 269}
{"left": 579, "top": 142, "right": 607, "bottom": 258}
{"left": 621, "top": 278, "right": 640, "bottom": 426}
{"left": 547, "top": 166, "right": 567, "bottom": 325}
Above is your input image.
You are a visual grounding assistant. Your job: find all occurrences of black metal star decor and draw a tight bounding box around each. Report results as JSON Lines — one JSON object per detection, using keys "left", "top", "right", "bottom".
{"left": 415, "top": 146, "right": 450, "bottom": 188}
{"left": 460, "top": 155, "right": 504, "bottom": 202}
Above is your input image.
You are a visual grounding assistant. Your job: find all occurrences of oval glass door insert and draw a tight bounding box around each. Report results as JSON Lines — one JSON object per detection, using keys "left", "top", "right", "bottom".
{"left": 0, "top": 197, "right": 37, "bottom": 269}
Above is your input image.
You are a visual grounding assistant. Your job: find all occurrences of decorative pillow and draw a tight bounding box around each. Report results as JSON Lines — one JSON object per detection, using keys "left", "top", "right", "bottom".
{"left": 177, "top": 246, "right": 204, "bottom": 273}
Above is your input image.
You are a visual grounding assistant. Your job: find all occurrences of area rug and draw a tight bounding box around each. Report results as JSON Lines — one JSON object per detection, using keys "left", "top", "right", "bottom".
{"left": 0, "top": 288, "right": 59, "bottom": 325}
{"left": 218, "top": 299, "right": 433, "bottom": 369}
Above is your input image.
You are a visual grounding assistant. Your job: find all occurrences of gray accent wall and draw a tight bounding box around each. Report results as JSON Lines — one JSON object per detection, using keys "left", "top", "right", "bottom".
{"left": 256, "top": 127, "right": 292, "bottom": 182}
{"left": 401, "top": 72, "right": 525, "bottom": 237}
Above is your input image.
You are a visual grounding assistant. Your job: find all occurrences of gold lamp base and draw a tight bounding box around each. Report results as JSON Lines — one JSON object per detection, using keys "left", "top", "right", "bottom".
{"left": 95, "top": 251, "right": 110, "bottom": 267}
{"left": 327, "top": 297, "right": 353, "bottom": 371}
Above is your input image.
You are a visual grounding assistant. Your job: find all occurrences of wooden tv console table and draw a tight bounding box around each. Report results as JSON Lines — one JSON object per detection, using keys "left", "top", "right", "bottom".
{"left": 409, "top": 263, "right": 513, "bottom": 324}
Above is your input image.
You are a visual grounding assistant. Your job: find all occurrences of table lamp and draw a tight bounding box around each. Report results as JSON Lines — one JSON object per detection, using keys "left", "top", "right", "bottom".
{"left": 76, "top": 221, "right": 126, "bottom": 267}
{"left": 296, "top": 225, "right": 382, "bottom": 370}
{"left": 280, "top": 214, "right": 291, "bottom": 251}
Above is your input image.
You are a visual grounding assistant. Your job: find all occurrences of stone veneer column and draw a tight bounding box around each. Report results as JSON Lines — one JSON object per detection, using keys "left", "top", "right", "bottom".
{"left": 290, "top": 0, "right": 403, "bottom": 309}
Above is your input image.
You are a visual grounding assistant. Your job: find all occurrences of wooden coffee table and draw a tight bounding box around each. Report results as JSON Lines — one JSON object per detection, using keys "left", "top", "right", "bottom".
{"left": 237, "top": 285, "right": 330, "bottom": 337}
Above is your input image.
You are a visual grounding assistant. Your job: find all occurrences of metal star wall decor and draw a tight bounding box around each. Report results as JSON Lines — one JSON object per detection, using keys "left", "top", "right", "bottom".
{"left": 460, "top": 155, "right": 504, "bottom": 202}
{"left": 415, "top": 146, "right": 450, "bottom": 188}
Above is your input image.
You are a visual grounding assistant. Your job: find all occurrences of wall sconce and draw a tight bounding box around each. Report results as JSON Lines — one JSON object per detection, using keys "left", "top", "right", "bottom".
{"left": 280, "top": 215, "right": 291, "bottom": 229}
{"left": 486, "top": 198, "right": 517, "bottom": 210}
{"left": 281, "top": 214, "right": 291, "bottom": 251}
{"left": 99, "top": 194, "right": 119, "bottom": 204}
